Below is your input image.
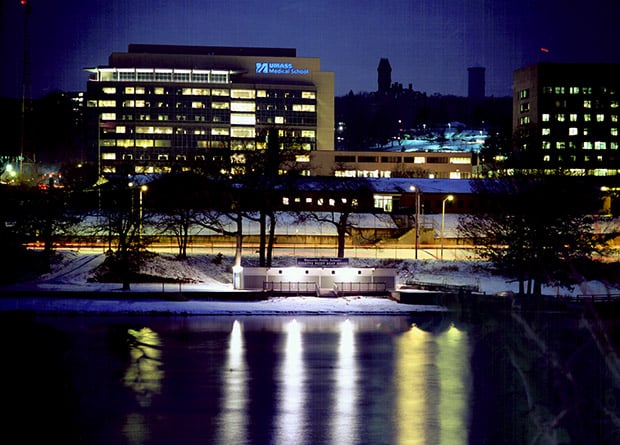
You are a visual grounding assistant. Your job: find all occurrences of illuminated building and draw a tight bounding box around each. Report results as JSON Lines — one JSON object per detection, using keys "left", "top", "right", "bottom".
{"left": 513, "top": 63, "right": 620, "bottom": 175}
{"left": 85, "top": 44, "right": 334, "bottom": 176}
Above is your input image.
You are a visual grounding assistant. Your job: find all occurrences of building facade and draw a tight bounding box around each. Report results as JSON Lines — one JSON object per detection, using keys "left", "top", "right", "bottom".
{"left": 513, "top": 63, "right": 620, "bottom": 175}
{"left": 86, "top": 44, "right": 334, "bottom": 176}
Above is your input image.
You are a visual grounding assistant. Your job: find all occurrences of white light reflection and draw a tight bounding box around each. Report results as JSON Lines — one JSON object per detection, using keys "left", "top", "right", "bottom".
{"left": 436, "top": 324, "right": 471, "bottom": 445}
{"left": 395, "top": 324, "right": 433, "bottom": 445}
{"left": 331, "top": 318, "right": 359, "bottom": 444}
{"left": 275, "top": 319, "right": 305, "bottom": 445}
{"left": 216, "top": 320, "right": 248, "bottom": 445}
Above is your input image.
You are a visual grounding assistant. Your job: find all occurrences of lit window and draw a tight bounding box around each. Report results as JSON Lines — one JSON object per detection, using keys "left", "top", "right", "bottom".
{"left": 154, "top": 87, "right": 165, "bottom": 95}
{"left": 542, "top": 128, "right": 551, "bottom": 135}
{"left": 192, "top": 102, "right": 205, "bottom": 109}
{"left": 519, "top": 89, "right": 529, "bottom": 99}
{"left": 583, "top": 142, "right": 593, "bottom": 150}
{"left": 295, "top": 155, "right": 310, "bottom": 163}
{"left": 292, "top": 104, "right": 316, "bottom": 112}
{"left": 231, "top": 102, "right": 256, "bottom": 112}
{"left": 231, "top": 114, "right": 256, "bottom": 125}
{"left": 116, "top": 126, "right": 126, "bottom": 134}
{"left": 612, "top": 128, "right": 618, "bottom": 136}
{"left": 542, "top": 141, "right": 551, "bottom": 149}
{"left": 543, "top": 155, "right": 551, "bottom": 162}
{"left": 101, "top": 152, "right": 116, "bottom": 160}
{"left": 212, "top": 89, "right": 230, "bottom": 96}
{"left": 256, "top": 90, "right": 267, "bottom": 98}
{"left": 554, "top": 86, "right": 565, "bottom": 94}
{"left": 569, "top": 128, "right": 578, "bottom": 136}
{"left": 211, "top": 128, "right": 229, "bottom": 136}
{"left": 101, "top": 113, "right": 116, "bottom": 120}
{"left": 302, "top": 91, "right": 316, "bottom": 99}
{"left": 542, "top": 114, "right": 550, "bottom": 122}
{"left": 595, "top": 141, "right": 607, "bottom": 150}
{"left": 569, "top": 86, "right": 580, "bottom": 94}
{"left": 212, "top": 102, "right": 229, "bottom": 109}
{"left": 282, "top": 197, "right": 290, "bottom": 205}
{"left": 102, "top": 87, "right": 116, "bottom": 94}
{"left": 230, "top": 127, "right": 255, "bottom": 138}
{"left": 124, "top": 87, "right": 135, "bottom": 94}
{"left": 98, "top": 100, "right": 116, "bottom": 107}
{"left": 597, "top": 114, "right": 605, "bottom": 122}
{"left": 520, "top": 103, "right": 530, "bottom": 113}
{"left": 584, "top": 114, "right": 591, "bottom": 122}
{"left": 556, "top": 114, "right": 565, "bottom": 122}
{"left": 584, "top": 100, "right": 592, "bottom": 108}
{"left": 231, "top": 89, "right": 256, "bottom": 99}
{"left": 275, "top": 116, "right": 284, "bottom": 124}
{"left": 556, "top": 141, "right": 566, "bottom": 149}
{"left": 301, "top": 130, "right": 315, "bottom": 138}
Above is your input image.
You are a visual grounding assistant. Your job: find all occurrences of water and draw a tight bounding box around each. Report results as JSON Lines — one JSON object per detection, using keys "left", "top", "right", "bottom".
{"left": 1, "top": 310, "right": 619, "bottom": 444}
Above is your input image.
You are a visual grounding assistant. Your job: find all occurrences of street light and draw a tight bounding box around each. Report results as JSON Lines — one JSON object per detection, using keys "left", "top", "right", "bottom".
{"left": 409, "top": 185, "right": 421, "bottom": 259}
{"left": 440, "top": 195, "right": 454, "bottom": 260}
{"left": 139, "top": 185, "right": 148, "bottom": 245}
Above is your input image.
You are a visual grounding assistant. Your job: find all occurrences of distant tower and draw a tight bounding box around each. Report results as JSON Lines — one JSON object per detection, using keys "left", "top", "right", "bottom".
{"left": 377, "top": 58, "right": 392, "bottom": 93}
{"left": 468, "top": 66, "right": 485, "bottom": 100}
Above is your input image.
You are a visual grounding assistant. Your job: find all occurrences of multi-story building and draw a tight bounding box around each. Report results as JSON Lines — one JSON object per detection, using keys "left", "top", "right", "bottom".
{"left": 513, "top": 62, "right": 620, "bottom": 175}
{"left": 85, "top": 44, "right": 334, "bottom": 176}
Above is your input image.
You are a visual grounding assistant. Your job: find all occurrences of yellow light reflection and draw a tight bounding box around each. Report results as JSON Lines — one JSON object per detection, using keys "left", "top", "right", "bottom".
{"left": 436, "top": 324, "right": 471, "bottom": 445}
{"left": 275, "top": 319, "right": 305, "bottom": 445}
{"left": 217, "top": 320, "right": 248, "bottom": 445}
{"left": 124, "top": 327, "right": 164, "bottom": 408}
{"left": 331, "top": 319, "right": 359, "bottom": 444}
{"left": 395, "top": 325, "right": 434, "bottom": 445}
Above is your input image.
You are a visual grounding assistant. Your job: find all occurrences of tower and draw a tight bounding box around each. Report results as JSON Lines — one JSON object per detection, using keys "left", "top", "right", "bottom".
{"left": 377, "top": 58, "right": 392, "bottom": 93}
{"left": 468, "top": 67, "right": 485, "bottom": 100}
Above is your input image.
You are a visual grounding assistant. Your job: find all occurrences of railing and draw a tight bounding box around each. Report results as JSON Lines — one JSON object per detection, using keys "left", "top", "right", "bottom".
{"left": 334, "top": 282, "right": 387, "bottom": 294}
{"left": 263, "top": 281, "right": 318, "bottom": 294}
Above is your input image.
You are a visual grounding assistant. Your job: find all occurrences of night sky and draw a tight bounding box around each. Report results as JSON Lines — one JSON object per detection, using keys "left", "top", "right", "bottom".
{"left": 2, "top": 0, "right": 620, "bottom": 99}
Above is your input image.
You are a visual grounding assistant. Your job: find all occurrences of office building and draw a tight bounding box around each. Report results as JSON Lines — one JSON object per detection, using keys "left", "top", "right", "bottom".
{"left": 513, "top": 63, "right": 620, "bottom": 175}
{"left": 85, "top": 44, "right": 334, "bottom": 175}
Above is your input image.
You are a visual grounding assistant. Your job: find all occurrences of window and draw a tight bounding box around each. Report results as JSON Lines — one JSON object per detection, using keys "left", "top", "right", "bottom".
{"left": 556, "top": 114, "right": 565, "bottom": 122}
{"left": 520, "top": 103, "right": 530, "bottom": 113}
{"left": 231, "top": 89, "right": 256, "bottom": 99}
{"left": 519, "top": 89, "right": 529, "bottom": 99}
{"left": 302, "top": 91, "right": 316, "bottom": 99}
{"left": 542, "top": 114, "right": 550, "bottom": 122}
{"left": 595, "top": 141, "right": 607, "bottom": 150}
{"left": 584, "top": 100, "right": 592, "bottom": 108}
{"left": 542, "top": 128, "right": 551, "bottom": 136}
{"left": 597, "top": 114, "right": 605, "bottom": 122}
{"left": 102, "top": 87, "right": 116, "bottom": 94}
{"left": 231, "top": 102, "right": 256, "bottom": 112}
{"left": 569, "top": 128, "right": 578, "bottom": 136}
{"left": 335, "top": 155, "right": 356, "bottom": 163}
{"left": 569, "top": 86, "right": 580, "bottom": 94}
{"left": 212, "top": 102, "right": 230, "bottom": 109}
{"left": 583, "top": 142, "right": 593, "bottom": 150}
{"left": 231, "top": 114, "right": 256, "bottom": 125}
{"left": 230, "top": 127, "right": 255, "bottom": 138}
{"left": 570, "top": 114, "right": 578, "bottom": 122}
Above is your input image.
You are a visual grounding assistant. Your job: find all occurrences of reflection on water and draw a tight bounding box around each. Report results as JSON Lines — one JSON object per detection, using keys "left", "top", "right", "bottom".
{"left": 3, "top": 312, "right": 620, "bottom": 444}
{"left": 275, "top": 319, "right": 306, "bottom": 444}
{"left": 331, "top": 319, "right": 359, "bottom": 444}
{"left": 123, "top": 327, "right": 164, "bottom": 445}
{"left": 216, "top": 320, "right": 248, "bottom": 445}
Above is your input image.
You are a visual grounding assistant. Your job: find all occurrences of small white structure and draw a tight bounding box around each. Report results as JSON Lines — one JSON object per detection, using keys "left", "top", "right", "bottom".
{"left": 241, "top": 258, "right": 396, "bottom": 296}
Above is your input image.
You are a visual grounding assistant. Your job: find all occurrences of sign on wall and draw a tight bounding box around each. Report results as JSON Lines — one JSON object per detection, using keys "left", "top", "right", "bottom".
{"left": 296, "top": 258, "right": 350, "bottom": 267}
{"left": 256, "top": 62, "right": 309, "bottom": 75}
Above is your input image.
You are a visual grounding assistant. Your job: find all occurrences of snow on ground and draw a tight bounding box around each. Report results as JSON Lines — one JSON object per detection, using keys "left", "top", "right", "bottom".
{"left": 0, "top": 250, "right": 618, "bottom": 315}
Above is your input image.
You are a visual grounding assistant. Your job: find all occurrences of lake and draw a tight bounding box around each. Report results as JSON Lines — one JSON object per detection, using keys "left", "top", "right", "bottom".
{"left": 1, "top": 310, "right": 619, "bottom": 444}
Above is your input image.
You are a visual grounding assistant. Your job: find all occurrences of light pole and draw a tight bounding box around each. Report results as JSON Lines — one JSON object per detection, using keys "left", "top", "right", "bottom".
{"left": 409, "top": 185, "right": 421, "bottom": 259}
{"left": 440, "top": 195, "right": 454, "bottom": 260}
{"left": 139, "top": 185, "right": 147, "bottom": 246}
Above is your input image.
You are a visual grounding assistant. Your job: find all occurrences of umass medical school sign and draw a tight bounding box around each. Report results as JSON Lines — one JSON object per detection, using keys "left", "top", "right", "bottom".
{"left": 256, "top": 62, "right": 309, "bottom": 75}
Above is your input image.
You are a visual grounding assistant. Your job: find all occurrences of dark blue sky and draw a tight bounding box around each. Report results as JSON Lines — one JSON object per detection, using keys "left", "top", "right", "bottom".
{"left": 2, "top": 0, "right": 620, "bottom": 99}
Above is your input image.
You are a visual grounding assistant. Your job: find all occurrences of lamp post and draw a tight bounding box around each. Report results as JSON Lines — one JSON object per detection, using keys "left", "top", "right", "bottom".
{"left": 139, "top": 185, "right": 147, "bottom": 245}
{"left": 440, "top": 195, "right": 454, "bottom": 260}
{"left": 409, "top": 185, "right": 421, "bottom": 259}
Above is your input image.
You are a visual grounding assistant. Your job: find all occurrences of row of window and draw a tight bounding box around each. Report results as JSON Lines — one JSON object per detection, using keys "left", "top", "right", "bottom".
{"left": 96, "top": 68, "right": 230, "bottom": 84}
{"left": 105, "top": 125, "right": 316, "bottom": 138}
{"left": 519, "top": 86, "right": 618, "bottom": 99}
{"left": 334, "top": 155, "right": 470, "bottom": 165}
{"left": 541, "top": 140, "right": 619, "bottom": 150}
{"left": 98, "top": 86, "right": 317, "bottom": 100}
{"left": 540, "top": 127, "right": 618, "bottom": 138}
